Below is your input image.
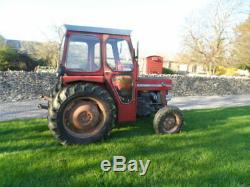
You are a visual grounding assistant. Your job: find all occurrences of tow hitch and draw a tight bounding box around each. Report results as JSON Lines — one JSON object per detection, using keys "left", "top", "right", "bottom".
{"left": 40, "top": 95, "right": 52, "bottom": 102}
{"left": 38, "top": 104, "right": 48, "bottom": 110}
{"left": 38, "top": 95, "right": 51, "bottom": 110}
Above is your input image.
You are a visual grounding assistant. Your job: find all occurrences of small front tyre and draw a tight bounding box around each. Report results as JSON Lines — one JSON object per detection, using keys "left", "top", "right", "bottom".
{"left": 153, "top": 106, "right": 183, "bottom": 134}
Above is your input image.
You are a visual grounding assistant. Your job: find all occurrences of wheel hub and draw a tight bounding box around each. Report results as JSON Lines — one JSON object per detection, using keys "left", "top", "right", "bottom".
{"left": 163, "top": 115, "right": 176, "bottom": 131}
{"left": 69, "top": 101, "right": 100, "bottom": 131}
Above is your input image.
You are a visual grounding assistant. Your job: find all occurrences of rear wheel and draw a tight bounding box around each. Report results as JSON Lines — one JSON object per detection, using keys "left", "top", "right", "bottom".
{"left": 48, "top": 83, "right": 116, "bottom": 145}
{"left": 153, "top": 106, "right": 183, "bottom": 134}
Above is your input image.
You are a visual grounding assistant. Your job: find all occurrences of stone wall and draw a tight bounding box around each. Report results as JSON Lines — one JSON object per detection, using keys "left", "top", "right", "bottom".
{"left": 0, "top": 71, "right": 57, "bottom": 102}
{"left": 150, "top": 74, "right": 250, "bottom": 96}
{"left": 0, "top": 71, "right": 250, "bottom": 102}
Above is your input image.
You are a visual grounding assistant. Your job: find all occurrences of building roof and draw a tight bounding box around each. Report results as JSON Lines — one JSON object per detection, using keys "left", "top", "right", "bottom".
{"left": 5, "top": 39, "right": 22, "bottom": 49}
{"left": 64, "top": 24, "right": 132, "bottom": 36}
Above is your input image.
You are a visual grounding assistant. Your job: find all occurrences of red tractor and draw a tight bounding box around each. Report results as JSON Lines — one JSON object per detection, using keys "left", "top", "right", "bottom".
{"left": 47, "top": 25, "right": 183, "bottom": 145}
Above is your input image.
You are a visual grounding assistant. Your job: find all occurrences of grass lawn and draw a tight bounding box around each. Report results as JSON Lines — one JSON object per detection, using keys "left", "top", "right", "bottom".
{"left": 0, "top": 106, "right": 249, "bottom": 187}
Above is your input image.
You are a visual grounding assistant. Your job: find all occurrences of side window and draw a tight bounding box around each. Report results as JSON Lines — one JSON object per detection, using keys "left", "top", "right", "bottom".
{"left": 106, "top": 39, "right": 133, "bottom": 71}
{"left": 66, "top": 35, "right": 101, "bottom": 72}
{"left": 66, "top": 40, "right": 88, "bottom": 70}
{"left": 106, "top": 43, "right": 115, "bottom": 69}
{"left": 117, "top": 40, "right": 133, "bottom": 68}
{"left": 93, "top": 43, "right": 101, "bottom": 71}
{"left": 94, "top": 43, "right": 100, "bottom": 64}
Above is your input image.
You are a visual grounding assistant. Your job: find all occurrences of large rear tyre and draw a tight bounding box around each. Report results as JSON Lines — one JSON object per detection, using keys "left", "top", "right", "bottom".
{"left": 48, "top": 83, "right": 116, "bottom": 145}
{"left": 153, "top": 106, "right": 183, "bottom": 134}
{"left": 49, "top": 79, "right": 62, "bottom": 98}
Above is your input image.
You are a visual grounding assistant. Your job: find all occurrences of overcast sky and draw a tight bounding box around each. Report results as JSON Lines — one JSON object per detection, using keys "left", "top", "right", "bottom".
{"left": 0, "top": 0, "right": 249, "bottom": 58}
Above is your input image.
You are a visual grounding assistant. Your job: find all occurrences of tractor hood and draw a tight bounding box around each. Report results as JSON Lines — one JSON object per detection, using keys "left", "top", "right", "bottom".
{"left": 137, "top": 76, "right": 172, "bottom": 91}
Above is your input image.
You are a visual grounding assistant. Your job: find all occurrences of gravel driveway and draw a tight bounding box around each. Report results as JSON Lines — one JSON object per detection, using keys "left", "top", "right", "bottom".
{"left": 0, "top": 95, "right": 250, "bottom": 122}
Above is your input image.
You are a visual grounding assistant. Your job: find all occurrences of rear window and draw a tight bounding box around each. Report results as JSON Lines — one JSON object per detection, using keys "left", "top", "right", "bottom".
{"left": 66, "top": 35, "right": 101, "bottom": 72}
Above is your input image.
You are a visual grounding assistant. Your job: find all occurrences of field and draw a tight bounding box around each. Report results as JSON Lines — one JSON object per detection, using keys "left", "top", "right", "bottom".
{"left": 0, "top": 106, "right": 249, "bottom": 187}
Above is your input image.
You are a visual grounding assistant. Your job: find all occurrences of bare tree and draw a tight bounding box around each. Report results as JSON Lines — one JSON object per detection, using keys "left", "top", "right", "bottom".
{"left": 233, "top": 16, "right": 250, "bottom": 68}
{"left": 180, "top": 0, "right": 241, "bottom": 75}
{"left": 51, "top": 25, "right": 65, "bottom": 68}
{"left": 33, "top": 25, "right": 65, "bottom": 68}
{"left": 51, "top": 25, "right": 65, "bottom": 45}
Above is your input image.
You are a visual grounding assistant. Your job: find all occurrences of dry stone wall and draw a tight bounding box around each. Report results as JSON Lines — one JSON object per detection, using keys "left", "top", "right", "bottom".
{"left": 0, "top": 71, "right": 57, "bottom": 102}
{"left": 0, "top": 71, "right": 250, "bottom": 102}
{"left": 142, "top": 74, "right": 250, "bottom": 96}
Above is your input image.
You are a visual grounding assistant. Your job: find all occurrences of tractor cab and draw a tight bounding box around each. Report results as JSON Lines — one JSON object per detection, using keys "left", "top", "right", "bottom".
{"left": 59, "top": 25, "right": 138, "bottom": 122}
{"left": 60, "top": 25, "right": 135, "bottom": 74}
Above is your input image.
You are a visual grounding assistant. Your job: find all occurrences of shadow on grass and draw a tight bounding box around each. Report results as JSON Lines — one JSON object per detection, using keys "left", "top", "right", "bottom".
{"left": 0, "top": 107, "right": 249, "bottom": 186}
{"left": 105, "top": 107, "right": 250, "bottom": 186}
{"left": 108, "top": 106, "right": 250, "bottom": 165}
{"left": 0, "top": 106, "right": 249, "bottom": 157}
{"left": 184, "top": 106, "right": 250, "bottom": 131}
{"left": 0, "top": 119, "right": 47, "bottom": 136}
{"left": 111, "top": 106, "right": 250, "bottom": 138}
{"left": 1, "top": 157, "right": 101, "bottom": 187}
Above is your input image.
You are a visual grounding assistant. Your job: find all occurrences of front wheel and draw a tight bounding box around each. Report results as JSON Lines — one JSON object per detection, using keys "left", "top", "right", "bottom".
{"left": 153, "top": 106, "right": 183, "bottom": 134}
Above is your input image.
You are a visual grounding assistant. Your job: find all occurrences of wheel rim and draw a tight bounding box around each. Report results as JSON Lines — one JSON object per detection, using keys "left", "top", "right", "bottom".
{"left": 162, "top": 114, "right": 178, "bottom": 133}
{"left": 63, "top": 98, "right": 105, "bottom": 138}
{"left": 70, "top": 101, "right": 100, "bottom": 130}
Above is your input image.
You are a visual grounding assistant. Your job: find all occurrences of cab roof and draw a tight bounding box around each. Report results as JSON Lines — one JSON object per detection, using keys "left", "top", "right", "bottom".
{"left": 64, "top": 24, "right": 132, "bottom": 36}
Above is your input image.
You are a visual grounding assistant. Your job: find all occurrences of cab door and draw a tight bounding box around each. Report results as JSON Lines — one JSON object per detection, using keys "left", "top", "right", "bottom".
{"left": 103, "top": 35, "right": 137, "bottom": 122}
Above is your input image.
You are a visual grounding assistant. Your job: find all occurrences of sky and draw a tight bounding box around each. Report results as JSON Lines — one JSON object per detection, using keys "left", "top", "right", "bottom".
{"left": 0, "top": 0, "right": 249, "bottom": 58}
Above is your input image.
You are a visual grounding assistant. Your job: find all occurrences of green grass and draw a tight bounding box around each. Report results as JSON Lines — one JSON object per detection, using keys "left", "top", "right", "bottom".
{"left": 0, "top": 106, "right": 250, "bottom": 187}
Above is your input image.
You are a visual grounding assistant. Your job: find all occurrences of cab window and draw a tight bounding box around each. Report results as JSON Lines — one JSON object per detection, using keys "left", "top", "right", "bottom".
{"left": 66, "top": 35, "right": 101, "bottom": 72}
{"left": 106, "top": 38, "right": 133, "bottom": 71}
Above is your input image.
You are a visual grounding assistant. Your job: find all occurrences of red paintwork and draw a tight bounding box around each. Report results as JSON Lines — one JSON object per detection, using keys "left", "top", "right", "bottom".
{"left": 62, "top": 76, "right": 105, "bottom": 84}
{"left": 146, "top": 56, "right": 163, "bottom": 74}
{"left": 137, "top": 77, "right": 172, "bottom": 91}
{"left": 61, "top": 32, "right": 104, "bottom": 76}
{"left": 60, "top": 29, "right": 171, "bottom": 122}
{"left": 101, "top": 34, "right": 137, "bottom": 122}
{"left": 112, "top": 75, "right": 132, "bottom": 90}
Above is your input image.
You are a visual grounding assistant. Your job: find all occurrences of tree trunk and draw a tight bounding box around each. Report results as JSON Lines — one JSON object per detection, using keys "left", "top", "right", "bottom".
{"left": 212, "top": 66, "right": 216, "bottom": 75}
